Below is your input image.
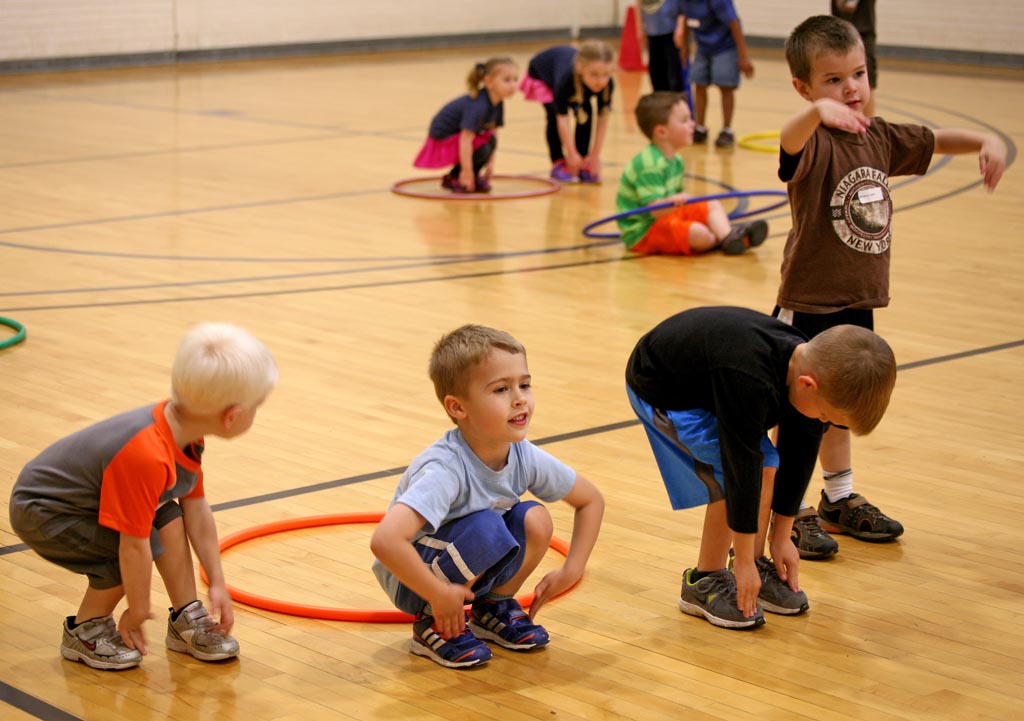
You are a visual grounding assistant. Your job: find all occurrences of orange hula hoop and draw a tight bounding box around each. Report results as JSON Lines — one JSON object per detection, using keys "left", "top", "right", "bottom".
{"left": 201, "top": 512, "right": 574, "bottom": 622}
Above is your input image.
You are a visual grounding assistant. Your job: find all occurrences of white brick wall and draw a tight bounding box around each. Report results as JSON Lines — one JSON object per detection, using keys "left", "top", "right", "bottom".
{"left": 0, "top": 0, "right": 1020, "bottom": 63}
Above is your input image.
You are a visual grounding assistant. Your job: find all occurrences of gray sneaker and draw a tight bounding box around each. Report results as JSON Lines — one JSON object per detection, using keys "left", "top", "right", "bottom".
{"left": 791, "top": 506, "right": 839, "bottom": 559}
{"left": 166, "top": 601, "right": 240, "bottom": 661}
{"left": 755, "top": 556, "right": 809, "bottom": 615}
{"left": 61, "top": 615, "right": 142, "bottom": 670}
{"left": 679, "top": 568, "right": 765, "bottom": 629}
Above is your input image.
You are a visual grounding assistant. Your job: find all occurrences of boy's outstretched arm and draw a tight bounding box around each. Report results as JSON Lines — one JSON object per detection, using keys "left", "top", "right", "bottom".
{"left": 528, "top": 474, "right": 604, "bottom": 620}
{"left": 370, "top": 503, "right": 475, "bottom": 640}
{"left": 933, "top": 128, "right": 1006, "bottom": 191}
{"left": 780, "top": 99, "right": 870, "bottom": 155}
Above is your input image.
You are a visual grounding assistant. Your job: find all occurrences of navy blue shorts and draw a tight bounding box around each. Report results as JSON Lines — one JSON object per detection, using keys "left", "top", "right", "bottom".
{"left": 392, "top": 500, "right": 540, "bottom": 615}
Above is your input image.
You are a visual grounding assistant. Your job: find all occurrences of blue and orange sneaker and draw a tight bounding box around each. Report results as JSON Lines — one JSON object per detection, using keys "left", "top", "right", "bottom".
{"left": 469, "top": 598, "right": 549, "bottom": 651}
{"left": 411, "top": 614, "right": 491, "bottom": 668}
{"left": 549, "top": 160, "right": 576, "bottom": 183}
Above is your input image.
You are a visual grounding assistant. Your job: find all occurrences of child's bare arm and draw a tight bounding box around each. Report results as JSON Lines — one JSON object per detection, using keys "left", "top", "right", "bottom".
{"left": 370, "top": 503, "right": 474, "bottom": 639}
{"left": 933, "top": 128, "right": 1006, "bottom": 191}
{"left": 181, "top": 496, "right": 234, "bottom": 632}
{"left": 781, "top": 99, "right": 870, "bottom": 154}
{"left": 728, "top": 19, "right": 754, "bottom": 78}
{"left": 528, "top": 474, "right": 604, "bottom": 620}
{"left": 118, "top": 533, "right": 155, "bottom": 653}
{"left": 556, "top": 114, "right": 583, "bottom": 171}
{"left": 457, "top": 129, "right": 476, "bottom": 190}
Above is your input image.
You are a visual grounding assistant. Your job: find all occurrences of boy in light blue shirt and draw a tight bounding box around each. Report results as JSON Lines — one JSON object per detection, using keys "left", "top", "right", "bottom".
{"left": 371, "top": 325, "right": 604, "bottom": 669}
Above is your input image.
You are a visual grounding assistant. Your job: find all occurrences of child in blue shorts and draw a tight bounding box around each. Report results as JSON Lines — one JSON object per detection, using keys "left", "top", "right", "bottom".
{"left": 625, "top": 306, "right": 896, "bottom": 629}
{"left": 371, "top": 325, "right": 604, "bottom": 668}
{"left": 676, "top": 0, "right": 755, "bottom": 147}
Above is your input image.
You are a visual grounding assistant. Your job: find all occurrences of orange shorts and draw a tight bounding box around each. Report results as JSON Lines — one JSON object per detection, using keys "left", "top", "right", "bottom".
{"left": 630, "top": 201, "right": 710, "bottom": 256}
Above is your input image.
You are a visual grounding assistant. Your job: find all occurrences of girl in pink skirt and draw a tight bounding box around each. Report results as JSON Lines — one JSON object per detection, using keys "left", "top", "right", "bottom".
{"left": 414, "top": 58, "right": 519, "bottom": 193}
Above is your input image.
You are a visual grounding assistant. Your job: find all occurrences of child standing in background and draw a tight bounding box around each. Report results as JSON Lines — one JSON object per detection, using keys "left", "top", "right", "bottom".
{"left": 676, "top": 0, "right": 754, "bottom": 148}
{"left": 636, "top": 0, "right": 685, "bottom": 93}
{"left": 831, "top": 0, "right": 878, "bottom": 116}
{"left": 520, "top": 41, "right": 616, "bottom": 183}
{"left": 414, "top": 58, "right": 519, "bottom": 193}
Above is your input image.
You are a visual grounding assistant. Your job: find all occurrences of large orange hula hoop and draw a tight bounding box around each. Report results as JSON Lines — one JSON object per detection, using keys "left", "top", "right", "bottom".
{"left": 201, "top": 512, "right": 574, "bottom": 623}
{"left": 390, "top": 174, "right": 560, "bottom": 200}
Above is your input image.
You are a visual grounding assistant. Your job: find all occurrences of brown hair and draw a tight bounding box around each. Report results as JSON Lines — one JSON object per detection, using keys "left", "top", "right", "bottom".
{"left": 803, "top": 324, "right": 897, "bottom": 435}
{"left": 429, "top": 325, "right": 526, "bottom": 422}
{"left": 785, "top": 15, "right": 863, "bottom": 82}
{"left": 635, "top": 91, "right": 687, "bottom": 140}
{"left": 465, "top": 57, "right": 517, "bottom": 98}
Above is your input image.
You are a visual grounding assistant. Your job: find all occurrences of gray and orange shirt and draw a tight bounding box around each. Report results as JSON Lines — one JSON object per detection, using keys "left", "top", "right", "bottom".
{"left": 10, "top": 401, "right": 204, "bottom": 539}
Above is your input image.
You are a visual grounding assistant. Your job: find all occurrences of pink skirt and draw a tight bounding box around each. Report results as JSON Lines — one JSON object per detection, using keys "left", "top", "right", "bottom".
{"left": 519, "top": 75, "right": 554, "bottom": 104}
{"left": 413, "top": 130, "right": 494, "bottom": 168}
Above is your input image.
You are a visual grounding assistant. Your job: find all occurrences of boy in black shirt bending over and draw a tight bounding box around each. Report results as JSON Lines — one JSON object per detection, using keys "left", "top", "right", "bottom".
{"left": 625, "top": 306, "right": 895, "bottom": 629}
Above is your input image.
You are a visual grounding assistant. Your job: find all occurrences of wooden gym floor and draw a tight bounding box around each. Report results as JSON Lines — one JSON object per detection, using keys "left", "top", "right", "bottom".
{"left": 0, "top": 42, "right": 1022, "bottom": 721}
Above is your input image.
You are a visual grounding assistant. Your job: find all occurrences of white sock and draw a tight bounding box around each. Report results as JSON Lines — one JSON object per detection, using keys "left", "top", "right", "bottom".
{"left": 823, "top": 469, "right": 854, "bottom": 503}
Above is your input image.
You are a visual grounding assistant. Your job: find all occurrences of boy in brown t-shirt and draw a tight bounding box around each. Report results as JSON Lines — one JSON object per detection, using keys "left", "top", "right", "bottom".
{"left": 774, "top": 15, "right": 1006, "bottom": 559}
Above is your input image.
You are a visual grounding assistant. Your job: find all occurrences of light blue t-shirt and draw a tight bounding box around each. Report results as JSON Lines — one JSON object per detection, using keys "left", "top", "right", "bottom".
{"left": 387, "top": 428, "right": 576, "bottom": 537}
{"left": 372, "top": 428, "right": 577, "bottom": 605}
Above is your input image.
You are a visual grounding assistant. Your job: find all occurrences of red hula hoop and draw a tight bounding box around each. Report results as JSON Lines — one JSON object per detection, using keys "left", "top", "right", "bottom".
{"left": 202, "top": 512, "right": 574, "bottom": 623}
{"left": 390, "top": 174, "right": 560, "bottom": 200}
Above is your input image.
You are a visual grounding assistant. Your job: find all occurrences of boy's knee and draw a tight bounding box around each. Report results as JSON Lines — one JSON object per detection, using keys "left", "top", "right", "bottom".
{"left": 524, "top": 504, "right": 554, "bottom": 541}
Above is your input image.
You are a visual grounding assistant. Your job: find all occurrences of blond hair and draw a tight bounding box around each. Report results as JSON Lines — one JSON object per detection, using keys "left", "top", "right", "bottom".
{"left": 429, "top": 325, "right": 525, "bottom": 422}
{"left": 636, "top": 91, "right": 687, "bottom": 140}
{"left": 465, "top": 57, "right": 517, "bottom": 98}
{"left": 170, "top": 322, "right": 278, "bottom": 414}
{"left": 785, "top": 15, "right": 863, "bottom": 82}
{"left": 803, "top": 325, "right": 896, "bottom": 435}
{"left": 576, "top": 39, "right": 615, "bottom": 66}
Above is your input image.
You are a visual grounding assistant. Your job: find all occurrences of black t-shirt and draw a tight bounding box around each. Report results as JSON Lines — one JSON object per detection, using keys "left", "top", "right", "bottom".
{"left": 625, "top": 306, "right": 823, "bottom": 532}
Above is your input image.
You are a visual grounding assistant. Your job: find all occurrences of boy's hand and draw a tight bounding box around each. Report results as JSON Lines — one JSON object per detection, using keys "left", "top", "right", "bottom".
{"left": 428, "top": 584, "right": 475, "bottom": 639}
{"left": 528, "top": 566, "right": 581, "bottom": 621}
{"left": 739, "top": 56, "right": 754, "bottom": 79}
{"left": 768, "top": 534, "right": 801, "bottom": 594}
{"left": 207, "top": 584, "right": 236, "bottom": 634}
{"left": 118, "top": 607, "right": 154, "bottom": 655}
{"left": 979, "top": 135, "right": 1006, "bottom": 191}
{"left": 814, "top": 98, "right": 871, "bottom": 135}
{"left": 669, "top": 192, "right": 690, "bottom": 206}
{"left": 731, "top": 558, "right": 761, "bottom": 618}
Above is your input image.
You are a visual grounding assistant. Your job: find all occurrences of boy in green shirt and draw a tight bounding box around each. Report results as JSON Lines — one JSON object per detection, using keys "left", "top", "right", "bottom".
{"left": 616, "top": 91, "right": 768, "bottom": 256}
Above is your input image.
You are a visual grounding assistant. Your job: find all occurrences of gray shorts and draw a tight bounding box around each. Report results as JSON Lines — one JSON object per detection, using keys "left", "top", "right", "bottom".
{"left": 690, "top": 48, "right": 740, "bottom": 89}
{"left": 12, "top": 501, "right": 183, "bottom": 589}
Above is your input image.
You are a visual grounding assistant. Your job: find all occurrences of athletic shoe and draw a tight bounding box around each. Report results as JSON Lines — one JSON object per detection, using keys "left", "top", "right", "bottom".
{"left": 411, "top": 614, "right": 492, "bottom": 668}
{"left": 721, "top": 220, "right": 769, "bottom": 255}
{"left": 791, "top": 506, "right": 839, "bottom": 559}
{"left": 474, "top": 176, "right": 492, "bottom": 193}
{"left": 755, "top": 556, "right": 809, "bottom": 615}
{"left": 715, "top": 128, "right": 735, "bottom": 148}
{"left": 165, "top": 600, "right": 240, "bottom": 661}
{"left": 678, "top": 568, "right": 765, "bottom": 629}
{"left": 440, "top": 174, "right": 471, "bottom": 193}
{"left": 61, "top": 615, "right": 142, "bottom": 670}
{"left": 693, "top": 125, "right": 708, "bottom": 144}
{"left": 578, "top": 164, "right": 600, "bottom": 184}
{"left": 817, "top": 491, "right": 905, "bottom": 542}
{"left": 469, "top": 598, "right": 549, "bottom": 651}
{"left": 550, "top": 160, "right": 576, "bottom": 183}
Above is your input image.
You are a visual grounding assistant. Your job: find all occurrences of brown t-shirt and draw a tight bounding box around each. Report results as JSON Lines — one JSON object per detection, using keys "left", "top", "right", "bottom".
{"left": 777, "top": 120, "right": 935, "bottom": 313}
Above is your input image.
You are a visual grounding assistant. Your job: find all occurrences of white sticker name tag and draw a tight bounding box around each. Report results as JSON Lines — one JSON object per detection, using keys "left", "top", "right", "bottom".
{"left": 687, "top": 18, "right": 700, "bottom": 28}
{"left": 857, "top": 186, "right": 884, "bottom": 204}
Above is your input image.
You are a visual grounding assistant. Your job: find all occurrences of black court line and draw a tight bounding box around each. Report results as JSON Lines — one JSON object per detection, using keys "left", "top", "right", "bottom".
{"left": 2, "top": 338, "right": 1020, "bottom": 560}
{"left": 0, "top": 683, "right": 81, "bottom": 721}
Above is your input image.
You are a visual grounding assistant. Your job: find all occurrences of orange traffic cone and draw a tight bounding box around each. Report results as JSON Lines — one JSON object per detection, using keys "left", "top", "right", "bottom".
{"left": 618, "top": 6, "right": 647, "bottom": 71}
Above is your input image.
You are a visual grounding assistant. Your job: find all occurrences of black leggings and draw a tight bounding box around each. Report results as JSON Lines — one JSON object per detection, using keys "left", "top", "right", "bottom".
{"left": 543, "top": 103, "right": 593, "bottom": 162}
{"left": 449, "top": 135, "right": 496, "bottom": 177}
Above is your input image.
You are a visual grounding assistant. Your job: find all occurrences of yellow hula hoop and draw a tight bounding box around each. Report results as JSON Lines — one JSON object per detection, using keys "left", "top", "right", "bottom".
{"left": 738, "top": 131, "right": 780, "bottom": 153}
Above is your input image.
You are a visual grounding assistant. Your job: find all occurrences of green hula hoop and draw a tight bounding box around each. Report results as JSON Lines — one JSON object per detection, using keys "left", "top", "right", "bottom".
{"left": 0, "top": 316, "right": 26, "bottom": 350}
{"left": 738, "top": 131, "right": 781, "bottom": 153}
